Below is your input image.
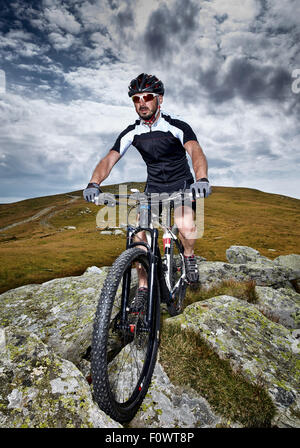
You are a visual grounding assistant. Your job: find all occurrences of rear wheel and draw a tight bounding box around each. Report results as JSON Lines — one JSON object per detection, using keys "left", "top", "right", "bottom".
{"left": 91, "top": 247, "right": 160, "bottom": 423}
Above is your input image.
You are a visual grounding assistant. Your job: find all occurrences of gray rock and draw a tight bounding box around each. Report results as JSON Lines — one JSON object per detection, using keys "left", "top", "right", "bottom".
{"left": 0, "top": 270, "right": 108, "bottom": 364}
{"left": 0, "top": 327, "right": 122, "bottom": 428}
{"left": 1, "top": 245, "right": 300, "bottom": 428}
{"left": 255, "top": 286, "right": 300, "bottom": 329}
{"left": 197, "top": 260, "right": 297, "bottom": 288}
{"left": 84, "top": 266, "right": 103, "bottom": 275}
{"left": 165, "top": 296, "right": 300, "bottom": 427}
{"left": 130, "top": 361, "right": 235, "bottom": 428}
{"left": 226, "top": 246, "right": 273, "bottom": 265}
{"left": 114, "top": 230, "right": 124, "bottom": 235}
{"left": 274, "top": 254, "right": 300, "bottom": 277}
{"left": 97, "top": 338, "right": 229, "bottom": 428}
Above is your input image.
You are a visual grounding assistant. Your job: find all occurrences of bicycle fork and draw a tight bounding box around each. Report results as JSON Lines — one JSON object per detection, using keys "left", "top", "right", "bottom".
{"left": 119, "top": 227, "right": 160, "bottom": 335}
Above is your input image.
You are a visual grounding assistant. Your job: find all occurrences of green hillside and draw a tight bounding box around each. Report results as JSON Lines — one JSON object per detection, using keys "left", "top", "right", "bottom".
{"left": 0, "top": 182, "right": 299, "bottom": 294}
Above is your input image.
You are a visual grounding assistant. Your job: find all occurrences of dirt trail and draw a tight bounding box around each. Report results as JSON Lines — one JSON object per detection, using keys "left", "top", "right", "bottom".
{"left": 0, "top": 195, "right": 81, "bottom": 233}
{"left": 39, "top": 195, "right": 80, "bottom": 229}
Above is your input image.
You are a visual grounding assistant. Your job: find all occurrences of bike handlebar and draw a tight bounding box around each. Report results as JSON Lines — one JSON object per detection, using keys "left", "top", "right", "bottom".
{"left": 93, "top": 190, "right": 196, "bottom": 206}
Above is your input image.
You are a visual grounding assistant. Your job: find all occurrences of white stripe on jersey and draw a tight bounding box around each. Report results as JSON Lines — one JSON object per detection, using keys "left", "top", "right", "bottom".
{"left": 118, "top": 114, "right": 185, "bottom": 158}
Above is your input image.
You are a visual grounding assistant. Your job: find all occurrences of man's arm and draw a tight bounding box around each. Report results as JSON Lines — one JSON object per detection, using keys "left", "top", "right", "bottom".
{"left": 90, "top": 150, "right": 121, "bottom": 185}
{"left": 184, "top": 140, "right": 208, "bottom": 180}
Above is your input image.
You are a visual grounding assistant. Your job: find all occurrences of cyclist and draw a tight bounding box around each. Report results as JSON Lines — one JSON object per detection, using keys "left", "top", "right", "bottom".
{"left": 83, "top": 73, "right": 211, "bottom": 295}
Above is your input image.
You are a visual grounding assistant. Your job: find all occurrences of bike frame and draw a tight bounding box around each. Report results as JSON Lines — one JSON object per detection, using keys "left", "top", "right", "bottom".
{"left": 95, "top": 191, "right": 190, "bottom": 332}
{"left": 123, "top": 197, "right": 187, "bottom": 329}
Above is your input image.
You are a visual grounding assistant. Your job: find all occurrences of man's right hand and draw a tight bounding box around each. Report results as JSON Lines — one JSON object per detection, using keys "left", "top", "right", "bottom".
{"left": 83, "top": 182, "right": 102, "bottom": 202}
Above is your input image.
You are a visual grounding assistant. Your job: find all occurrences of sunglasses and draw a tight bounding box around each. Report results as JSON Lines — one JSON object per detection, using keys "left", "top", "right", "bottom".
{"left": 132, "top": 93, "right": 159, "bottom": 104}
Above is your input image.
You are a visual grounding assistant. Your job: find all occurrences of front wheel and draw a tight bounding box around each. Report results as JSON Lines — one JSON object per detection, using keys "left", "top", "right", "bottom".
{"left": 91, "top": 247, "right": 160, "bottom": 423}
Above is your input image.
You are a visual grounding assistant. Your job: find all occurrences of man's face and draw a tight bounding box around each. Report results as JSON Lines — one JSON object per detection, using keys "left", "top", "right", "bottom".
{"left": 133, "top": 93, "right": 163, "bottom": 120}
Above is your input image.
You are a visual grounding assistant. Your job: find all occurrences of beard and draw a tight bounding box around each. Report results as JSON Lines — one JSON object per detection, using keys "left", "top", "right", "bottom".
{"left": 137, "top": 103, "right": 158, "bottom": 121}
{"left": 138, "top": 109, "right": 155, "bottom": 120}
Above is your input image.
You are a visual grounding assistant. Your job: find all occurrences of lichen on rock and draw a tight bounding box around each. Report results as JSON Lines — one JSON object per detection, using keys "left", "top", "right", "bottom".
{"left": 1, "top": 245, "right": 300, "bottom": 428}
{"left": 255, "top": 286, "right": 300, "bottom": 329}
{"left": 165, "top": 295, "right": 300, "bottom": 427}
{"left": 0, "top": 326, "right": 121, "bottom": 428}
{"left": 0, "top": 268, "right": 107, "bottom": 364}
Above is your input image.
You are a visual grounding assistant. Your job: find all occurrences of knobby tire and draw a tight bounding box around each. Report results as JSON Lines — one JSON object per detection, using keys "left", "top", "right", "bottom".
{"left": 91, "top": 247, "right": 160, "bottom": 423}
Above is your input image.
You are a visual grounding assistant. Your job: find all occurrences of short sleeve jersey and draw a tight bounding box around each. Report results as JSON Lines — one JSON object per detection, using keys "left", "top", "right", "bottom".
{"left": 111, "top": 112, "right": 197, "bottom": 189}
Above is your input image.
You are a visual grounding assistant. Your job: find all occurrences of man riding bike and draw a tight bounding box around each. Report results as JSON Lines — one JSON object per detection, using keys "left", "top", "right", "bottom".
{"left": 83, "top": 73, "right": 211, "bottom": 302}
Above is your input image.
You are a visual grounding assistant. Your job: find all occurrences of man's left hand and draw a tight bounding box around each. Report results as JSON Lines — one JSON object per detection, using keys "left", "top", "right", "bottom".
{"left": 190, "top": 178, "right": 212, "bottom": 198}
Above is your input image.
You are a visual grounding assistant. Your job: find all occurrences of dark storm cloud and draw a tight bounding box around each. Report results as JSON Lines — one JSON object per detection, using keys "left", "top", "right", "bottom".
{"left": 115, "top": 5, "right": 134, "bottom": 28}
{"left": 198, "top": 57, "right": 293, "bottom": 105}
{"left": 144, "top": 0, "right": 200, "bottom": 59}
{"left": 141, "top": 0, "right": 299, "bottom": 110}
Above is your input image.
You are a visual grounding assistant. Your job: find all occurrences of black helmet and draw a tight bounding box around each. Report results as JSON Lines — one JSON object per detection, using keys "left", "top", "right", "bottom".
{"left": 128, "top": 73, "right": 164, "bottom": 97}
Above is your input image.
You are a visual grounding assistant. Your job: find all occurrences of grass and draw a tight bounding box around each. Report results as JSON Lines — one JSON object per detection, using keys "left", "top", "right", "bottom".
{"left": 183, "top": 279, "right": 259, "bottom": 310}
{"left": 159, "top": 279, "right": 276, "bottom": 427}
{"left": 159, "top": 326, "right": 276, "bottom": 427}
{"left": 0, "top": 183, "right": 299, "bottom": 295}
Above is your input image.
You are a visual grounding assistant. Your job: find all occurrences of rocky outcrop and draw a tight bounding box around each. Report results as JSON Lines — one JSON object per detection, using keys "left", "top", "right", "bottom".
{"left": 226, "top": 246, "right": 275, "bottom": 265}
{"left": 0, "top": 267, "right": 108, "bottom": 365}
{"left": 0, "top": 327, "right": 122, "bottom": 428}
{"left": 195, "top": 246, "right": 300, "bottom": 289}
{"left": 0, "top": 245, "right": 299, "bottom": 428}
{"left": 130, "top": 361, "right": 228, "bottom": 428}
{"left": 254, "top": 286, "right": 300, "bottom": 329}
{"left": 165, "top": 296, "right": 300, "bottom": 428}
{"left": 274, "top": 254, "right": 300, "bottom": 274}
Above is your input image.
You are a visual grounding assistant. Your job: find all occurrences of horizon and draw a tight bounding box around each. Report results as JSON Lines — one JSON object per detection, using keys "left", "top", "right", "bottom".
{"left": 0, "top": 182, "right": 299, "bottom": 205}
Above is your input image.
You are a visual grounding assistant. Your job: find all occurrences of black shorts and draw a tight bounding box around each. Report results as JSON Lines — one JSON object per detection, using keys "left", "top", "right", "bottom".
{"left": 144, "top": 176, "right": 196, "bottom": 214}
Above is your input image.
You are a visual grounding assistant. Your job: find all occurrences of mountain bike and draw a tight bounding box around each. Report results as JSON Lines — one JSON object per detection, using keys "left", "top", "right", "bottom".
{"left": 91, "top": 190, "right": 195, "bottom": 423}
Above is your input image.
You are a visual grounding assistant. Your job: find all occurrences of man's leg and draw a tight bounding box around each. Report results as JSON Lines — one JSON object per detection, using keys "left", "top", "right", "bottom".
{"left": 134, "top": 230, "right": 148, "bottom": 288}
{"left": 174, "top": 205, "right": 197, "bottom": 255}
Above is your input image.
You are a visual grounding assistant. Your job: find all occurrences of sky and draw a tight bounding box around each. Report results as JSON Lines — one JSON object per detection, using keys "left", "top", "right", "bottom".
{"left": 0, "top": 0, "right": 299, "bottom": 203}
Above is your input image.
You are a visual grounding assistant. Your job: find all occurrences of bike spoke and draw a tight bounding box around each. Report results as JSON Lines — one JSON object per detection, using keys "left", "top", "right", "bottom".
{"left": 92, "top": 247, "right": 159, "bottom": 422}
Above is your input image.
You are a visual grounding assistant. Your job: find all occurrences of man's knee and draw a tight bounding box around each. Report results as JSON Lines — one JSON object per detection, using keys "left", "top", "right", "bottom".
{"left": 175, "top": 206, "right": 196, "bottom": 238}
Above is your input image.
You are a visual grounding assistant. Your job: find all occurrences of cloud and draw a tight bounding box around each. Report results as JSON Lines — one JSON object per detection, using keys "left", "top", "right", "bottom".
{"left": 0, "top": 89, "right": 144, "bottom": 200}
{"left": 44, "top": 6, "right": 81, "bottom": 34}
{"left": 0, "top": 28, "right": 49, "bottom": 60}
{"left": 61, "top": 60, "right": 146, "bottom": 108}
{"left": 48, "top": 31, "right": 76, "bottom": 50}
{"left": 206, "top": 56, "right": 292, "bottom": 104}
{"left": 143, "top": 0, "right": 200, "bottom": 60}
{"left": 0, "top": 0, "right": 299, "bottom": 202}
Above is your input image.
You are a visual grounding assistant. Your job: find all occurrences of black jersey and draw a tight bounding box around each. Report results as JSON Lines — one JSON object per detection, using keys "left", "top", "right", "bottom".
{"left": 110, "top": 112, "right": 197, "bottom": 193}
